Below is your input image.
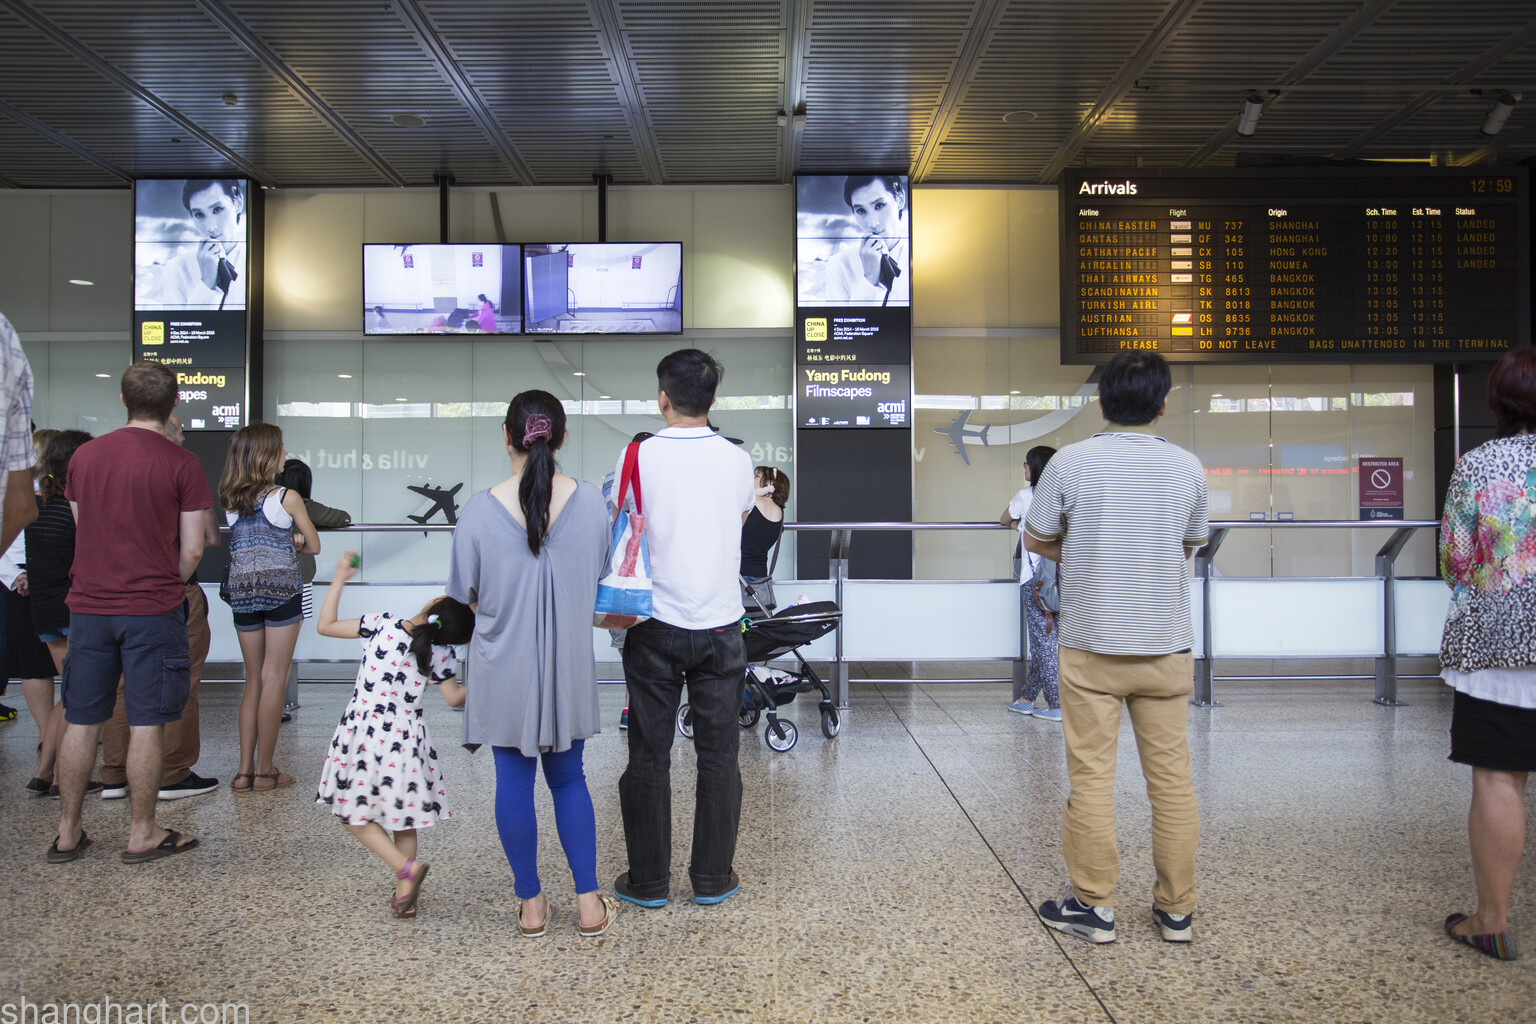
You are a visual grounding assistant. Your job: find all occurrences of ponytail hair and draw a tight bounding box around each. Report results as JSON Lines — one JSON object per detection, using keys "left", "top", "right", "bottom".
{"left": 504, "top": 389, "right": 566, "bottom": 554}
{"left": 406, "top": 596, "right": 475, "bottom": 677}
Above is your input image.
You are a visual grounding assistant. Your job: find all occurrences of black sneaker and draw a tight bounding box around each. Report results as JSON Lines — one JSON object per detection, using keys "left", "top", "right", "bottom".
{"left": 1038, "top": 890, "right": 1116, "bottom": 944}
{"left": 1154, "top": 907, "right": 1193, "bottom": 942}
{"left": 0, "top": 703, "right": 16, "bottom": 721}
{"left": 25, "top": 776, "right": 51, "bottom": 797}
{"left": 52, "top": 780, "right": 106, "bottom": 799}
{"left": 613, "top": 871, "right": 667, "bottom": 908}
{"left": 158, "top": 771, "right": 219, "bottom": 800}
{"left": 694, "top": 872, "right": 740, "bottom": 905}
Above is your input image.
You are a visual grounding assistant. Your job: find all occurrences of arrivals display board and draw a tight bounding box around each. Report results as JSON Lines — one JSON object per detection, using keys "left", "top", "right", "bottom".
{"left": 1060, "top": 168, "right": 1530, "bottom": 364}
{"left": 133, "top": 178, "right": 250, "bottom": 428}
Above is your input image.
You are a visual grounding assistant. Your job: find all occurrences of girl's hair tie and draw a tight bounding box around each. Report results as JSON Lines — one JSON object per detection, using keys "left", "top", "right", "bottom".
{"left": 428, "top": 613, "right": 442, "bottom": 629}
{"left": 523, "top": 414, "right": 553, "bottom": 446}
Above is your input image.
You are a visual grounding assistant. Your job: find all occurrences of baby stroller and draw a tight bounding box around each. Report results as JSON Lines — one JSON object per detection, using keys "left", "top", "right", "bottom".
{"left": 677, "top": 599, "right": 842, "bottom": 752}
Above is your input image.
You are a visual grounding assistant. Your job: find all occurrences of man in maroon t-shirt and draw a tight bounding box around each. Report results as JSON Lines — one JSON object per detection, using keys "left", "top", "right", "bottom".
{"left": 48, "top": 362, "right": 212, "bottom": 865}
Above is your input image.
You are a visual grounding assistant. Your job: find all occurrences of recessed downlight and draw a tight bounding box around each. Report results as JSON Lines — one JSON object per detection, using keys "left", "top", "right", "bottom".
{"left": 391, "top": 113, "right": 426, "bottom": 128}
{"left": 1002, "top": 110, "right": 1038, "bottom": 124}
{"left": 337, "top": 374, "right": 353, "bottom": 379}
{"left": 395, "top": 397, "right": 408, "bottom": 402}
{"left": 68, "top": 279, "right": 94, "bottom": 286}
{"left": 94, "top": 373, "right": 111, "bottom": 378}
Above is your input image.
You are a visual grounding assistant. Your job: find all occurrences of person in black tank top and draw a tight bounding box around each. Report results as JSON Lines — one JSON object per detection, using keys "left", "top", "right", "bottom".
{"left": 739, "top": 467, "right": 789, "bottom": 580}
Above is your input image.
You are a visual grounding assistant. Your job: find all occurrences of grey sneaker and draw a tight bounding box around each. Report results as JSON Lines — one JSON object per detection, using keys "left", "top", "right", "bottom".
{"left": 1034, "top": 707, "right": 1063, "bottom": 722}
{"left": 1154, "top": 907, "right": 1193, "bottom": 942}
{"left": 1038, "top": 890, "right": 1115, "bottom": 944}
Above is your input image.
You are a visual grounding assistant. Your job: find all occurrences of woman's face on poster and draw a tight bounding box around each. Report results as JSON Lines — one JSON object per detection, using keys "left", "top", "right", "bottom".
{"left": 186, "top": 183, "right": 243, "bottom": 241}
{"left": 848, "top": 181, "right": 904, "bottom": 238}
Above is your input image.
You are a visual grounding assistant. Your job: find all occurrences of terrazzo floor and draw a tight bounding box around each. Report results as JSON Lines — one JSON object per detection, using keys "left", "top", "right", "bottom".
{"left": 2, "top": 673, "right": 1531, "bottom": 1024}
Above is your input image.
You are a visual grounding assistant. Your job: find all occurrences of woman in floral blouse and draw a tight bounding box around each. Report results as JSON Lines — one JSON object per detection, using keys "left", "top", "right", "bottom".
{"left": 1438, "top": 346, "right": 1536, "bottom": 962}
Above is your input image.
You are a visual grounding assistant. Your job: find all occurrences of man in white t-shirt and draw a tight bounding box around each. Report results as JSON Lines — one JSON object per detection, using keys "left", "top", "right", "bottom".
{"left": 612, "top": 349, "right": 755, "bottom": 910}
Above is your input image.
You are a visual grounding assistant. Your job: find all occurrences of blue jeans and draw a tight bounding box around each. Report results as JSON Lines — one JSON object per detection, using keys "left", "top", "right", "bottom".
{"left": 492, "top": 741, "right": 599, "bottom": 899}
{"left": 618, "top": 617, "right": 746, "bottom": 899}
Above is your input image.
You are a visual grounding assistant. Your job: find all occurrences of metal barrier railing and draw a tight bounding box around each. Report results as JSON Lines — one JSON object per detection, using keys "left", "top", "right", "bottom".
{"left": 1192, "top": 520, "right": 1440, "bottom": 708}
{"left": 261, "top": 518, "right": 1443, "bottom": 710}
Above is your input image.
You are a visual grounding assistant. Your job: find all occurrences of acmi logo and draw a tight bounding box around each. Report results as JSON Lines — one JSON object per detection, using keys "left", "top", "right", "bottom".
{"left": 1078, "top": 180, "right": 1139, "bottom": 195}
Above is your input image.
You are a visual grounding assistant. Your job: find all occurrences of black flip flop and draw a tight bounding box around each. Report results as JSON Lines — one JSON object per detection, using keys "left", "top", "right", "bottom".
{"left": 46, "top": 830, "right": 91, "bottom": 864}
{"left": 120, "top": 829, "right": 200, "bottom": 864}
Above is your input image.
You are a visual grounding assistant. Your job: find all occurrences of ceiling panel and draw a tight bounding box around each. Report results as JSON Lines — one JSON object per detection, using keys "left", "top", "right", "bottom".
{"left": 0, "top": 0, "right": 1532, "bottom": 190}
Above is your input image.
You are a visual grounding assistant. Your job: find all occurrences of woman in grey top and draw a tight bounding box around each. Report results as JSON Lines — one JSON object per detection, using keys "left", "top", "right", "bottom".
{"left": 447, "top": 390, "right": 617, "bottom": 938}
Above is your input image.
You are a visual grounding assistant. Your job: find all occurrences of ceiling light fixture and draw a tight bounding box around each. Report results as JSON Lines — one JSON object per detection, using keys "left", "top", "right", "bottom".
{"left": 68, "top": 279, "right": 93, "bottom": 286}
{"left": 391, "top": 113, "right": 426, "bottom": 128}
{"left": 395, "top": 397, "right": 408, "bottom": 402}
{"left": 1480, "top": 91, "right": 1519, "bottom": 136}
{"left": 573, "top": 371, "right": 586, "bottom": 376}
{"left": 94, "top": 373, "right": 110, "bottom": 378}
{"left": 1236, "top": 94, "right": 1265, "bottom": 137}
{"left": 222, "top": 93, "right": 238, "bottom": 107}
{"left": 337, "top": 374, "right": 352, "bottom": 379}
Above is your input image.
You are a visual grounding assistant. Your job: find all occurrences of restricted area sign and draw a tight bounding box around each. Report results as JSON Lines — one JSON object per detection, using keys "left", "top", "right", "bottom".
{"left": 1359, "top": 457, "right": 1404, "bottom": 520}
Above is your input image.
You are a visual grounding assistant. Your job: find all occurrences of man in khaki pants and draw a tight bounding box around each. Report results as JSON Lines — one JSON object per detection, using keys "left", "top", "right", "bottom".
{"left": 1024, "top": 349, "right": 1209, "bottom": 945}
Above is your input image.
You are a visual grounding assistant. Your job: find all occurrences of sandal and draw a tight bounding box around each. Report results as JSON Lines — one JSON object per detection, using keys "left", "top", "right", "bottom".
{"left": 391, "top": 858, "right": 429, "bottom": 918}
{"left": 250, "top": 769, "right": 296, "bottom": 792}
{"left": 229, "top": 772, "right": 255, "bottom": 793}
{"left": 576, "top": 894, "right": 620, "bottom": 938}
{"left": 517, "top": 895, "right": 548, "bottom": 938}
{"left": 1444, "top": 912, "right": 1519, "bottom": 961}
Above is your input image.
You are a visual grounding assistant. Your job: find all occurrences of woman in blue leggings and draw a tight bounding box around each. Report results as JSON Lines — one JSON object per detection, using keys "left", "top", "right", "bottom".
{"left": 448, "top": 391, "right": 618, "bottom": 937}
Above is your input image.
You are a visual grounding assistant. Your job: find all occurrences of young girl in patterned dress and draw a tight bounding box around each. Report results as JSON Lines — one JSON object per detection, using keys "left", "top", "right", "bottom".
{"left": 315, "top": 551, "right": 472, "bottom": 918}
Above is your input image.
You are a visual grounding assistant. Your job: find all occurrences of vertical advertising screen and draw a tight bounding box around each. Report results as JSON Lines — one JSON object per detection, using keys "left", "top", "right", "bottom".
{"left": 795, "top": 174, "right": 912, "bottom": 428}
{"left": 133, "top": 178, "right": 249, "bottom": 429}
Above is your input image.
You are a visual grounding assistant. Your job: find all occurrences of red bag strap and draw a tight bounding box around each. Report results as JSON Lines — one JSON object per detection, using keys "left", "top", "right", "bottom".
{"left": 616, "top": 441, "right": 643, "bottom": 514}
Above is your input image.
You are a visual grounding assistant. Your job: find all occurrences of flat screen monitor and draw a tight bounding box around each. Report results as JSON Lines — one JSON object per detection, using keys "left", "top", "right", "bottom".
{"left": 521, "top": 243, "right": 682, "bottom": 334}
{"left": 363, "top": 244, "right": 522, "bottom": 335}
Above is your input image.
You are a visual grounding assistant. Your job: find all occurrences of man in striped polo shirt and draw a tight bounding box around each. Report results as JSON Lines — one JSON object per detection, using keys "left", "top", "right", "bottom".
{"left": 1024, "top": 349, "right": 1209, "bottom": 945}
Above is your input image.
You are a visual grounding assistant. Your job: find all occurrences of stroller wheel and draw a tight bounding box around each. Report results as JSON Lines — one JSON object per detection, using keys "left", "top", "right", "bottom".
{"left": 820, "top": 707, "right": 841, "bottom": 739}
{"left": 739, "top": 707, "right": 761, "bottom": 729}
{"left": 676, "top": 703, "right": 695, "bottom": 739}
{"left": 765, "top": 718, "right": 798, "bottom": 752}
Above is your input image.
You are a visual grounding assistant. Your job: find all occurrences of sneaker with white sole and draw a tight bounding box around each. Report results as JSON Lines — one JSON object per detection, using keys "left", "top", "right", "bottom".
{"left": 1034, "top": 707, "right": 1063, "bottom": 722}
{"left": 1008, "top": 699, "right": 1036, "bottom": 716}
{"left": 99, "top": 782, "right": 127, "bottom": 800}
{"left": 1038, "top": 890, "right": 1116, "bottom": 944}
{"left": 1154, "top": 907, "right": 1193, "bottom": 942}
{"left": 158, "top": 771, "right": 219, "bottom": 800}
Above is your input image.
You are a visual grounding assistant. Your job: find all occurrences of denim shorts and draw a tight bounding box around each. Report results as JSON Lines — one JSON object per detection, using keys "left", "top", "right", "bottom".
{"left": 232, "top": 593, "right": 304, "bottom": 632}
{"left": 63, "top": 610, "right": 190, "bottom": 726}
{"left": 38, "top": 625, "right": 70, "bottom": 643}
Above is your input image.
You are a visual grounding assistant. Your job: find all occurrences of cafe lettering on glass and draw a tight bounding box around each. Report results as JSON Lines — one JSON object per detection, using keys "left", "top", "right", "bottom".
{"left": 1059, "top": 168, "right": 1531, "bottom": 364}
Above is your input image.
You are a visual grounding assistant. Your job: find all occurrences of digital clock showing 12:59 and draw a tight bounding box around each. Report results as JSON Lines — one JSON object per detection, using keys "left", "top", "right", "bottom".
{"left": 1469, "top": 178, "right": 1515, "bottom": 194}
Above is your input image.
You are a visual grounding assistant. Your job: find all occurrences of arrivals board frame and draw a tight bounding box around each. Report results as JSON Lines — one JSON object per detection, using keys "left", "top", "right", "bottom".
{"left": 1059, "top": 167, "right": 1530, "bottom": 364}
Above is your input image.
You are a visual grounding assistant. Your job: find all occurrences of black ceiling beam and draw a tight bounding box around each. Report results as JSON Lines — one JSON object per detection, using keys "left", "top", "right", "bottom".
{"left": 393, "top": 0, "right": 535, "bottom": 185}
{"left": 0, "top": 0, "right": 274, "bottom": 185}
{"left": 195, "top": 0, "right": 407, "bottom": 188}
{"left": 1183, "top": 0, "right": 1400, "bottom": 167}
{"left": 1335, "top": 19, "right": 1536, "bottom": 159}
{"left": 1038, "top": 0, "right": 1206, "bottom": 184}
{"left": 910, "top": 0, "right": 1010, "bottom": 184}
{"left": 588, "top": 0, "right": 665, "bottom": 184}
{"left": 777, "top": 0, "right": 810, "bottom": 183}
{"left": 0, "top": 97, "right": 130, "bottom": 182}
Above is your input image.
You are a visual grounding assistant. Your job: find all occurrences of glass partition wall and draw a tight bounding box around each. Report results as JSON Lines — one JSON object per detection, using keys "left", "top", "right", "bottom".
{"left": 912, "top": 333, "right": 1436, "bottom": 581}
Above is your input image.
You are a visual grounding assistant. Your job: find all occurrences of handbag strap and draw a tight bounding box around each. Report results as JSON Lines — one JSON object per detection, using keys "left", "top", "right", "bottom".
{"left": 616, "top": 441, "right": 643, "bottom": 515}
{"left": 766, "top": 521, "right": 782, "bottom": 575}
